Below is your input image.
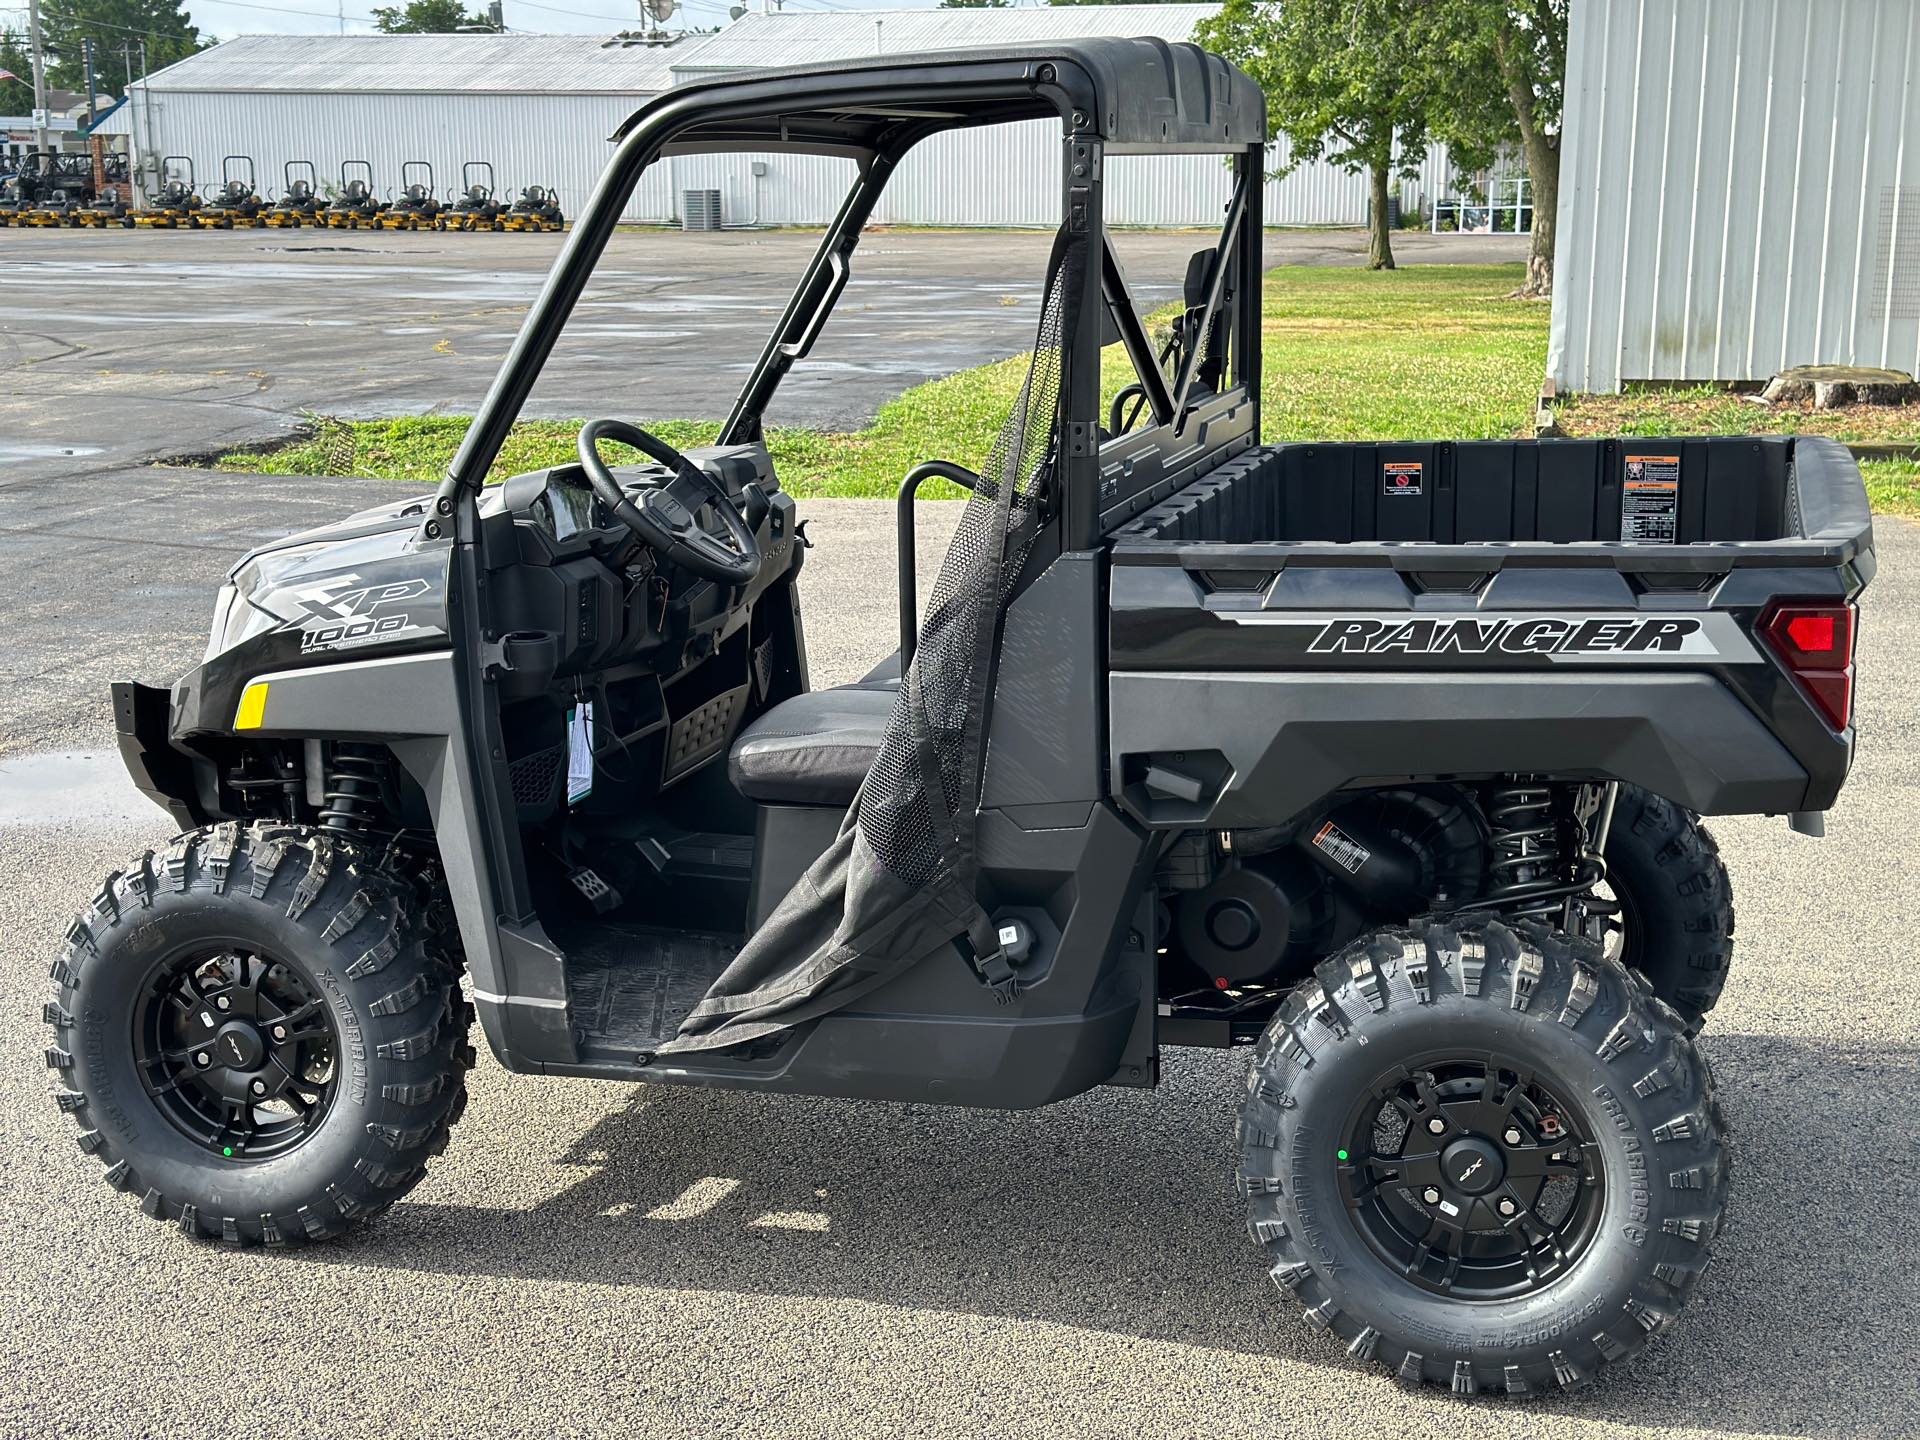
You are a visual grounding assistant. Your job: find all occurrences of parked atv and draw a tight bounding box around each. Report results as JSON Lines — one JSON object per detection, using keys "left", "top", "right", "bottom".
{"left": 322, "top": 160, "right": 383, "bottom": 230}
{"left": 53, "top": 42, "right": 1871, "bottom": 1400}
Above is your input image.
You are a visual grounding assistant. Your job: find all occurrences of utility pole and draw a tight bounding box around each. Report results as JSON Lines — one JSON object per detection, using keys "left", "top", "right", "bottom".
{"left": 26, "top": 0, "right": 49, "bottom": 155}
{"left": 83, "top": 38, "right": 96, "bottom": 122}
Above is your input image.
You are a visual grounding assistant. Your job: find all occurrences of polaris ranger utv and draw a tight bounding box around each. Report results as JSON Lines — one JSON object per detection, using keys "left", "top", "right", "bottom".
{"left": 49, "top": 42, "right": 1873, "bottom": 1395}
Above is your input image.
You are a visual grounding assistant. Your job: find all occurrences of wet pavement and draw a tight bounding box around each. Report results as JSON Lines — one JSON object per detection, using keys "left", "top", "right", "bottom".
{"left": 0, "top": 749, "right": 150, "bottom": 827}
{"left": 0, "top": 224, "right": 1524, "bottom": 480}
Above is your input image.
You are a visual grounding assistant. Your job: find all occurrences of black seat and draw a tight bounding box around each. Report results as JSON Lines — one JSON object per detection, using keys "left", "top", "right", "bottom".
{"left": 729, "top": 671, "right": 898, "bottom": 806}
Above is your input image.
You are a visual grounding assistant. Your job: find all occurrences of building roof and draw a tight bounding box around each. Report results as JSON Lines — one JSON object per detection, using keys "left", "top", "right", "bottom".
{"left": 138, "top": 31, "right": 704, "bottom": 96}
{"left": 668, "top": 5, "right": 1219, "bottom": 74}
{"left": 128, "top": 8, "right": 1224, "bottom": 100}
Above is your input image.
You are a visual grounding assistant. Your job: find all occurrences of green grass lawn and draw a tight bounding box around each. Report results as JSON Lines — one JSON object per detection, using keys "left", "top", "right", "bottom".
{"left": 217, "top": 262, "right": 1920, "bottom": 515}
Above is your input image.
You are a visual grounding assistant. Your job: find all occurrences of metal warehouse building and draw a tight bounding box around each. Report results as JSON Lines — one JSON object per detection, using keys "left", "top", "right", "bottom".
{"left": 108, "top": 6, "right": 1464, "bottom": 228}
{"left": 1550, "top": 0, "right": 1920, "bottom": 392}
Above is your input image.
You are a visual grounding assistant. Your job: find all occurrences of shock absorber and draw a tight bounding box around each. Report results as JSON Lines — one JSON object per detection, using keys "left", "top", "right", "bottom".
{"left": 1484, "top": 780, "right": 1561, "bottom": 919}
{"left": 318, "top": 744, "right": 386, "bottom": 836}
{"left": 1482, "top": 777, "right": 1608, "bottom": 922}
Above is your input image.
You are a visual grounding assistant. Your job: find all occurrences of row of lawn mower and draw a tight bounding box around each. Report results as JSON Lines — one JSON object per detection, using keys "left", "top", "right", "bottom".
{"left": 0, "top": 154, "right": 564, "bottom": 232}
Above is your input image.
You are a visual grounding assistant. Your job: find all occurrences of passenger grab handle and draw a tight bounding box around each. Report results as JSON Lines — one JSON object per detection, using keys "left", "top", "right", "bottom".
{"left": 896, "top": 461, "right": 980, "bottom": 670}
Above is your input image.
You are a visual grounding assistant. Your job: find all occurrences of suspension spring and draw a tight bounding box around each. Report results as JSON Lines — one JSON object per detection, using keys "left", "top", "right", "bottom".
{"left": 318, "top": 745, "right": 386, "bottom": 835}
{"left": 1481, "top": 779, "right": 1601, "bottom": 920}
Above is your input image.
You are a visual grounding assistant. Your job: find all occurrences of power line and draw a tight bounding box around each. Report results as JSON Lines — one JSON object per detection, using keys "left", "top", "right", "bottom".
{"left": 509, "top": 0, "right": 732, "bottom": 21}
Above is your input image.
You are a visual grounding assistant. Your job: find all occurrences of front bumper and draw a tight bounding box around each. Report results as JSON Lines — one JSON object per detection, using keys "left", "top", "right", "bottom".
{"left": 112, "top": 681, "right": 211, "bottom": 829}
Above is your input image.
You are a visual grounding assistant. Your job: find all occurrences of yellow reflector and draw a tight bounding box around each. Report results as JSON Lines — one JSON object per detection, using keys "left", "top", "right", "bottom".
{"left": 234, "top": 682, "right": 269, "bottom": 731}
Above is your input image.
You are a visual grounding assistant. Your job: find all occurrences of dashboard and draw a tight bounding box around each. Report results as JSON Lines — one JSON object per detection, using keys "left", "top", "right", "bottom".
{"left": 529, "top": 468, "right": 605, "bottom": 540}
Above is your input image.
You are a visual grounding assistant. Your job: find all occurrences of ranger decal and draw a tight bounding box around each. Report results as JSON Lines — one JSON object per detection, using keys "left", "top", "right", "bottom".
{"left": 1307, "top": 615, "right": 1706, "bottom": 657}
{"left": 1215, "top": 610, "right": 1758, "bottom": 665}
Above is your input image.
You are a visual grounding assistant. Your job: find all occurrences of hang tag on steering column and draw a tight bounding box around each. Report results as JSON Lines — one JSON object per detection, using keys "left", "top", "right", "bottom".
{"left": 567, "top": 701, "right": 594, "bottom": 805}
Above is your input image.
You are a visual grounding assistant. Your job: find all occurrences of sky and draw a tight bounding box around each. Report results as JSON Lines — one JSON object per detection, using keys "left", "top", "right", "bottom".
{"left": 177, "top": 0, "right": 961, "bottom": 41}
{"left": 0, "top": 0, "right": 975, "bottom": 58}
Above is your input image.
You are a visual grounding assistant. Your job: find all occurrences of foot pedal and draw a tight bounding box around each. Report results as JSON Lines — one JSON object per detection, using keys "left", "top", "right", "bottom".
{"left": 568, "top": 866, "right": 619, "bottom": 913}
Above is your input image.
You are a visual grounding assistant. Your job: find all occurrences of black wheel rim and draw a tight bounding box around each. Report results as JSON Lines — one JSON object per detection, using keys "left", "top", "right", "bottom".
{"left": 1336, "top": 1056, "right": 1605, "bottom": 1300}
{"left": 132, "top": 947, "right": 339, "bottom": 1161}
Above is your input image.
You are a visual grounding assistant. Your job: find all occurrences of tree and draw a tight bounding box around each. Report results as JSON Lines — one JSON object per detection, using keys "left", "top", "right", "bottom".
{"left": 1046, "top": 1, "right": 1173, "bottom": 5}
{"left": 36, "top": 0, "right": 205, "bottom": 94}
{"left": 941, "top": 0, "right": 1009, "bottom": 8}
{"left": 1197, "top": 0, "right": 1431, "bottom": 270}
{"left": 1, "top": 28, "right": 34, "bottom": 113}
{"left": 371, "top": 0, "right": 494, "bottom": 34}
{"left": 1415, "top": 0, "right": 1567, "bottom": 297}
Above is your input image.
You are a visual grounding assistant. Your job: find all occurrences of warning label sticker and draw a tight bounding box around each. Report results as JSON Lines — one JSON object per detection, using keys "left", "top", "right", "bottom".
{"left": 1382, "top": 460, "right": 1424, "bottom": 498}
{"left": 1622, "top": 455, "right": 1680, "bottom": 542}
{"left": 1311, "top": 820, "right": 1371, "bottom": 875}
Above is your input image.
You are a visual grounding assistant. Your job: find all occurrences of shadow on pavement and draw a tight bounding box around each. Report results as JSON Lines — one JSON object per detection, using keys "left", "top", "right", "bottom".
{"left": 294, "top": 1031, "right": 1920, "bottom": 1436}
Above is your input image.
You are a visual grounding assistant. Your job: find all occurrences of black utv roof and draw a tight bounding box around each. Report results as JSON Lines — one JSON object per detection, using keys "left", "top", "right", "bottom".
{"left": 617, "top": 38, "right": 1266, "bottom": 156}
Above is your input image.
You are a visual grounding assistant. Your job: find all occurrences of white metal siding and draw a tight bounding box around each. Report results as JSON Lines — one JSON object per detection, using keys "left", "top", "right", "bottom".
{"left": 1550, "top": 0, "right": 1920, "bottom": 392}
{"left": 135, "top": 89, "right": 654, "bottom": 221}
{"left": 130, "top": 88, "right": 1456, "bottom": 229}
{"left": 126, "top": 16, "right": 1478, "bottom": 229}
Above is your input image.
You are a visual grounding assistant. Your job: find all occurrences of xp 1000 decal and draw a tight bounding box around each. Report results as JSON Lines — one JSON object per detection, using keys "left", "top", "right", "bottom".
{"left": 291, "top": 577, "right": 434, "bottom": 654}
{"left": 1220, "top": 611, "right": 1761, "bottom": 666}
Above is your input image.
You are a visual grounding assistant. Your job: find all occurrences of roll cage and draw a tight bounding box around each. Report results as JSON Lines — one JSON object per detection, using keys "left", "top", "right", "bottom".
{"left": 430, "top": 39, "right": 1268, "bottom": 551}
{"left": 408, "top": 43, "right": 1267, "bottom": 1050}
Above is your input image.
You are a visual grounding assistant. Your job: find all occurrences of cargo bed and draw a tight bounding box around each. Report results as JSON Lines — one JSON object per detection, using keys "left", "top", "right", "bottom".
{"left": 1108, "top": 433, "right": 1873, "bottom": 568}
{"left": 1103, "top": 434, "right": 1874, "bottom": 829}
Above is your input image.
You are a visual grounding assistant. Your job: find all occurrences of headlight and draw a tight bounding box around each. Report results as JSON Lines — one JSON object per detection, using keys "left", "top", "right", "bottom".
{"left": 203, "top": 583, "right": 237, "bottom": 663}
{"left": 203, "top": 543, "right": 333, "bottom": 661}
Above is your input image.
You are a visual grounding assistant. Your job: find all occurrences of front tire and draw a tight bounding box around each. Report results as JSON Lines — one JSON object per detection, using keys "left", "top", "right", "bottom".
{"left": 1239, "top": 916, "right": 1727, "bottom": 1394}
{"left": 45, "top": 824, "right": 473, "bottom": 1246}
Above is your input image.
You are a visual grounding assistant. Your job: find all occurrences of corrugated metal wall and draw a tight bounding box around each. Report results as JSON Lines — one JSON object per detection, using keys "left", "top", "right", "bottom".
{"left": 132, "top": 88, "right": 1463, "bottom": 229}
{"left": 134, "top": 89, "right": 655, "bottom": 221}
{"left": 1550, "top": 0, "right": 1920, "bottom": 393}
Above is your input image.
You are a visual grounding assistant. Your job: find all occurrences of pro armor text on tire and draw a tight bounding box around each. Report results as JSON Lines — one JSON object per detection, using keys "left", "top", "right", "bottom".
{"left": 44, "top": 823, "right": 473, "bottom": 1245}
{"left": 1238, "top": 915, "right": 1728, "bottom": 1394}
{"left": 1601, "top": 787, "right": 1736, "bottom": 1031}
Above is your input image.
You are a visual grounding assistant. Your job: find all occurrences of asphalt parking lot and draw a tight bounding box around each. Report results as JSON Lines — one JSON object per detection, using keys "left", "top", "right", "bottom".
{"left": 0, "top": 224, "right": 1524, "bottom": 479}
{"left": 3, "top": 227, "right": 1915, "bottom": 1439}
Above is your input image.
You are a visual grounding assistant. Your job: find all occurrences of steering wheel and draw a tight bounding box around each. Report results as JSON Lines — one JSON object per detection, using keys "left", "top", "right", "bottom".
{"left": 576, "top": 418, "right": 761, "bottom": 586}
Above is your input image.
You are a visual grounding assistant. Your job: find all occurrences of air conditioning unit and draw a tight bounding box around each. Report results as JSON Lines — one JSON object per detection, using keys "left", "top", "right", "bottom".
{"left": 681, "top": 188, "right": 722, "bottom": 232}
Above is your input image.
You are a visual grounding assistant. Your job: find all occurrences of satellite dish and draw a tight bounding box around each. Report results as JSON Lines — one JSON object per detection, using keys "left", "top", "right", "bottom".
{"left": 728, "top": 3, "right": 745, "bottom": 15}
{"left": 645, "top": 0, "right": 676, "bottom": 21}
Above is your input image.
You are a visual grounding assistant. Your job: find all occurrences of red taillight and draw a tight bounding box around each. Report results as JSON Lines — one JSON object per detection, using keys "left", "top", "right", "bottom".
{"left": 1762, "top": 602, "right": 1856, "bottom": 731}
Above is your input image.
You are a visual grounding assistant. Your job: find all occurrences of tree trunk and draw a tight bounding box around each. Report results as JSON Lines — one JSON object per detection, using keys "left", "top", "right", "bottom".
{"left": 1516, "top": 130, "right": 1558, "bottom": 298}
{"left": 1368, "top": 161, "right": 1396, "bottom": 271}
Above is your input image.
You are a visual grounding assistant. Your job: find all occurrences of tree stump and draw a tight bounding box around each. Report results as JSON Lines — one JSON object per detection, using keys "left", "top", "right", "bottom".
{"left": 1759, "top": 364, "right": 1919, "bottom": 409}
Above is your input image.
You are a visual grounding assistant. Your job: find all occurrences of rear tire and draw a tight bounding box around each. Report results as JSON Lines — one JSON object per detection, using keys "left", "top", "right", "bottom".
{"left": 44, "top": 823, "right": 473, "bottom": 1246}
{"left": 1238, "top": 915, "right": 1727, "bottom": 1395}
{"left": 1601, "top": 787, "right": 1735, "bottom": 1031}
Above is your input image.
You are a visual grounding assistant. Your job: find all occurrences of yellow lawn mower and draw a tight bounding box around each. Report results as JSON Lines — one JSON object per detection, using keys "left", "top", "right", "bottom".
{"left": 376, "top": 161, "right": 445, "bottom": 231}
{"left": 444, "top": 161, "right": 505, "bottom": 232}
{"left": 323, "top": 161, "right": 384, "bottom": 229}
{"left": 195, "top": 155, "right": 268, "bottom": 229}
{"left": 132, "top": 157, "right": 203, "bottom": 228}
{"left": 265, "top": 161, "right": 323, "bottom": 228}
{"left": 499, "top": 183, "right": 564, "bottom": 233}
